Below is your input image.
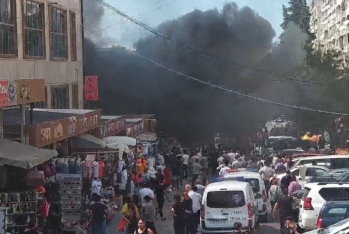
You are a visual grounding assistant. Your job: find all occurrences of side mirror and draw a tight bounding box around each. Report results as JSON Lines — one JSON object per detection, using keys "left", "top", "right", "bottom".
{"left": 254, "top": 193, "right": 262, "bottom": 199}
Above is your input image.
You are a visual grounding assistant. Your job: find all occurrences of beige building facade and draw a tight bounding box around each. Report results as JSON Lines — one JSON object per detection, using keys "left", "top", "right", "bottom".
{"left": 0, "top": 0, "right": 84, "bottom": 109}
{"left": 310, "top": 0, "right": 349, "bottom": 52}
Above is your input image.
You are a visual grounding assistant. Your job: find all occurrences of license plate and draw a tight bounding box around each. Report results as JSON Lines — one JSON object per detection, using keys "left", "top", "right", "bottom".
{"left": 212, "top": 220, "right": 226, "bottom": 224}
{"left": 231, "top": 217, "right": 247, "bottom": 221}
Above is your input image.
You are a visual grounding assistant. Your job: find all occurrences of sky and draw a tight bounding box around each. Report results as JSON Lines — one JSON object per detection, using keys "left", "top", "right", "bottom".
{"left": 100, "top": 0, "right": 289, "bottom": 47}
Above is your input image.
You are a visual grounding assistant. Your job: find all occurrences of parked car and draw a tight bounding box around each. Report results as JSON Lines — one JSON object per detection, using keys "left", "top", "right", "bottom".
{"left": 276, "top": 165, "right": 329, "bottom": 186}
{"left": 307, "top": 173, "right": 339, "bottom": 183}
{"left": 304, "top": 218, "right": 349, "bottom": 234}
{"left": 317, "top": 201, "right": 349, "bottom": 229}
{"left": 299, "top": 182, "right": 349, "bottom": 230}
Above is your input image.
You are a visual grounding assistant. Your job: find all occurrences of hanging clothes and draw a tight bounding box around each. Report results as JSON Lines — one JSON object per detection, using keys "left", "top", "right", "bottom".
{"left": 62, "top": 159, "right": 69, "bottom": 174}
{"left": 93, "top": 161, "right": 99, "bottom": 178}
{"left": 98, "top": 161, "right": 104, "bottom": 178}
{"left": 68, "top": 158, "right": 76, "bottom": 174}
{"left": 75, "top": 158, "right": 82, "bottom": 174}
{"left": 142, "top": 143, "right": 149, "bottom": 156}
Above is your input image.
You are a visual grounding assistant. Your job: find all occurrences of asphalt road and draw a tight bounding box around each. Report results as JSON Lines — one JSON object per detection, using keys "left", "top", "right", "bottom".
{"left": 110, "top": 193, "right": 281, "bottom": 234}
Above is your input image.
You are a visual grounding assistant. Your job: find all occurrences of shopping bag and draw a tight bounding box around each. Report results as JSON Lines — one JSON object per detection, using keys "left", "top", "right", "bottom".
{"left": 117, "top": 217, "right": 128, "bottom": 231}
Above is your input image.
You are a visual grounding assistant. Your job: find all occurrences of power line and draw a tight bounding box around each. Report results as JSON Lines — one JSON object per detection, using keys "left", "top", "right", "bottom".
{"left": 94, "top": 0, "right": 331, "bottom": 86}
{"left": 82, "top": 24, "right": 349, "bottom": 115}
{"left": 98, "top": 0, "right": 177, "bottom": 32}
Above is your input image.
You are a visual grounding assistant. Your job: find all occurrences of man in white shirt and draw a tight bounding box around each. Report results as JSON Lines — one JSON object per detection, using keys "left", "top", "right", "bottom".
{"left": 259, "top": 163, "right": 275, "bottom": 192}
{"left": 91, "top": 177, "right": 102, "bottom": 196}
{"left": 188, "top": 185, "right": 202, "bottom": 233}
{"left": 139, "top": 183, "right": 155, "bottom": 208}
{"left": 218, "top": 160, "right": 230, "bottom": 177}
{"left": 182, "top": 150, "right": 190, "bottom": 179}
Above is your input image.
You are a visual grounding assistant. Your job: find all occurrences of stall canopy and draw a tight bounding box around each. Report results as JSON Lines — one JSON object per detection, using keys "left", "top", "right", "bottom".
{"left": 103, "top": 136, "right": 136, "bottom": 146}
{"left": 0, "top": 139, "right": 58, "bottom": 169}
{"left": 136, "top": 133, "right": 157, "bottom": 142}
{"left": 71, "top": 133, "right": 108, "bottom": 149}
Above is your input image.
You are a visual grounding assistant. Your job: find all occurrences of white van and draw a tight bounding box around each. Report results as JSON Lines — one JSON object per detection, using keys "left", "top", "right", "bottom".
{"left": 221, "top": 170, "right": 267, "bottom": 222}
{"left": 201, "top": 181, "right": 259, "bottom": 234}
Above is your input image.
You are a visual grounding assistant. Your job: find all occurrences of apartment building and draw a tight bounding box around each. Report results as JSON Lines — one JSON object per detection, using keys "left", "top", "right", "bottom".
{"left": 0, "top": 0, "right": 83, "bottom": 109}
{"left": 309, "top": 0, "right": 349, "bottom": 52}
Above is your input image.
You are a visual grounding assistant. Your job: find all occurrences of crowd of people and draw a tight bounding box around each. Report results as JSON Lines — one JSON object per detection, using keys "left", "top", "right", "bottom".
{"left": 73, "top": 147, "right": 308, "bottom": 234}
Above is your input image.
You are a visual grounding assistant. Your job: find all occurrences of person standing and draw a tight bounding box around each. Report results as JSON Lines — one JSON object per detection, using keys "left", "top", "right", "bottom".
{"left": 182, "top": 150, "right": 190, "bottom": 179}
{"left": 268, "top": 178, "right": 282, "bottom": 211}
{"left": 91, "top": 177, "right": 102, "bottom": 196}
{"left": 288, "top": 175, "right": 302, "bottom": 195}
{"left": 189, "top": 186, "right": 202, "bottom": 233}
{"left": 88, "top": 195, "right": 108, "bottom": 234}
{"left": 182, "top": 191, "right": 193, "bottom": 234}
{"left": 198, "top": 169, "right": 207, "bottom": 186}
{"left": 135, "top": 218, "right": 154, "bottom": 234}
{"left": 172, "top": 194, "right": 184, "bottom": 234}
{"left": 139, "top": 183, "right": 155, "bottom": 209}
{"left": 259, "top": 160, "right": 275, "bottom": 192}
{"left": 232, "top": 156, "right": 244, "bottom": 169}
{"left": 273, "top": 189, "right": 294, "bottom": 229}
{"left": 154, "top": 170, "right": 166, "bottom": 221}
{"left": 281, "top": 171, "right": 292, "bottom": 190}
{"left": 218, "top": 159, "right": 230, "bottom": 178}
{"left": 192, "top": 159, "right": 202, "bottom": 187}
{"left": 201, "top": 154, "right": 209, "bottom": 176}
{"left": 143, "top": 195, "right": 157, "bottom": 234}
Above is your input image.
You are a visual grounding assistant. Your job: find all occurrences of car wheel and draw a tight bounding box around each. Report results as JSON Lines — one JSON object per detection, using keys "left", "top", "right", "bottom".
{"left": 259, "top": 213, "right": 268, "bottom": 223}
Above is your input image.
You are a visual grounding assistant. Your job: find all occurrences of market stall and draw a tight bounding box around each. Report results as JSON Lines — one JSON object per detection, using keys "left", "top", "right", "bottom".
{"left": 0, "top": 139, "right": 57, "bottom": 233}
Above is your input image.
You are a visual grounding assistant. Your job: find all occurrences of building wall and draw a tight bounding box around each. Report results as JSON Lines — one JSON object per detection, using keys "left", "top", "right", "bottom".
{"left": 0, "top": 0, "right": 84, "bottom": 108}
{"left": 310, "top": 0, "right": 349, "bottom": 52}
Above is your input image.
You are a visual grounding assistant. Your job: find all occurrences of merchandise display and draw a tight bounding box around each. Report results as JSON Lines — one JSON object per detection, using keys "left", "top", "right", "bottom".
{"left": 0, "top": 190, "right": 37, "bottom": 232}
{"left": 56, "top": 174, "right": 82, "bottom": 215}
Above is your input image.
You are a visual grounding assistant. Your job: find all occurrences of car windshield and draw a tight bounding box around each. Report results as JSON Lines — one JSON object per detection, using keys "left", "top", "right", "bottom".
{"left": 206, "top": 191, "right": 245, "bottom": 208}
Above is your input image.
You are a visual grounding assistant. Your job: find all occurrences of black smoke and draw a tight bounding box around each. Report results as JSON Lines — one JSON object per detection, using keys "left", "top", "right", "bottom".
{"left": 84, "top": 2, "right": 305, "bottom": 145}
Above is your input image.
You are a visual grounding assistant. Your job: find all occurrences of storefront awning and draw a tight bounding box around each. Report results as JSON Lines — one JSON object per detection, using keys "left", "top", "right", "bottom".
{"left": 0, "top": 139, "right": 58, "bottom": 169}
{"left": 71, "top": 134, "right": 107, "bottom": 149}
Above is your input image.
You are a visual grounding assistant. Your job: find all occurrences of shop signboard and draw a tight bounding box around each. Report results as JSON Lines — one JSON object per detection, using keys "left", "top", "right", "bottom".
{"left": 16, "top": 79, "right": 45, "bottom": 105}
{"left": 26, "top": 110, "right": 101, "bottom": 147}
{"left": 0, "top": 79, "right": 45, "bottom": 107}
{"left": 94, "top": 116, "right": 126, "bottom": 138}
{"left": 125, "top": 119, "right": 145, "bottom": 137}
{"left": 85, "top": 76, "right": 98, "bottom": 101}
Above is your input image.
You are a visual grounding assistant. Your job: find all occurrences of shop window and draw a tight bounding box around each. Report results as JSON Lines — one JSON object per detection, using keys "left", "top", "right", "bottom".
{"left": 72, "top": 83, "right": 79, "bottom": 108}
{"left": 23, "top": 0, "right": 45, "bottom": 57}
{"left": 51, "top": 85, "right": 69, "bottom": 109}
{"left": 33, "top": 86, "right": 47, "bottom": 108}
{"left": 0, "top": 0, "right": 16, "bottom": 56}
{"left": 49, "top": 6, "right": 67, "bottom": 59}
{"left": 70, "top": 11, "right": 77, "bottom": 61}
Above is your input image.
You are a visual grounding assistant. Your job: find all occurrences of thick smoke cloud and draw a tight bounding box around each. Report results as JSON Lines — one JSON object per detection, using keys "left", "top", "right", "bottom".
{"left": 84, "top": 2, "right": 305, "bottom": 145}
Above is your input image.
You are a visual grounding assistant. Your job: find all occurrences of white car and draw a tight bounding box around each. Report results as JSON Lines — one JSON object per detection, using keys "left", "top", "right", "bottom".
{"left": 221, "top": 170, "right": 268, "bottom": 222}
{"left": 299, "top": 182, "right": 349, "bottom": 230}
{"left": 291, "top": 155, "right": 349, "bottom": 169}
{"left": 276, "top": 165, "right": 329, "bottom": 186}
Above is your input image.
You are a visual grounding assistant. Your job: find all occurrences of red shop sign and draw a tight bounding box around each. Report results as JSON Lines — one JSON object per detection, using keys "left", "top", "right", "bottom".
{"left": 85, "top": 76, "right": 98, "bottom": 101}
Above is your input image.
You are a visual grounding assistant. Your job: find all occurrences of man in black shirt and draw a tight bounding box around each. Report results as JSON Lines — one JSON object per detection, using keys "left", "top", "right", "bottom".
{"left": 88, "top": 195, "right": 108, "bottom": 234}
{"left": 281, "top": 170, "right": 292, "bottom": 190}
{"left": 155, "top": 170, "right": 166, "bottom": 221}
{"left": 281, "top": 216, "right": 304, "bottom": 234}
{"left": 273, "top": 189, "right": 294, "bottom": 229}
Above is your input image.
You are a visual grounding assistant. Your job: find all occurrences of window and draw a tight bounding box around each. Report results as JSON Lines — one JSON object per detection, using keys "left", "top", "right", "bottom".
{"left": 23, "top": 0, "right": 44, "bottom": 57}
{"left": 291, "top": 169, "right": 299, "bottom": 176}
{"left": 319, "top": 188, "right": 349, "bottom": 201}
{"left": 33, "top": 86, "right": 47, "bottom": 108}
{"left": 72, "top": 83, "right": 78, "bottom": 108}
{"left": 322, "top": 207, "right": 348, "bottom": 218}
{"left": 0, "top": 0, "right": 16, "bottom": 56}
{"left": 51, "top": 85, "right": 69, "bottom": 109}
{"left": 206, "top": 191, "right": 245, "bottom": 208}
{"left": 49, "top": 6, "right": 67, "bottom": 59}
{"left": 70, "top": 11, "right": 76, "bottom": 61}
